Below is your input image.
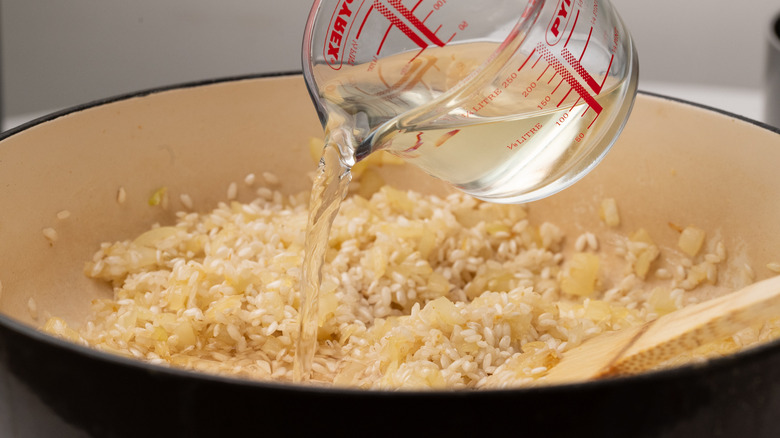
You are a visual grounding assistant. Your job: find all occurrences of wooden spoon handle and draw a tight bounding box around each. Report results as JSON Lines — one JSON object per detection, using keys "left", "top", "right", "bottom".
{"left": 542, "top": 275, "right": 780, "bottom": 384}
{"left": 610, "top": 275, "right": 780, "bottom": 375}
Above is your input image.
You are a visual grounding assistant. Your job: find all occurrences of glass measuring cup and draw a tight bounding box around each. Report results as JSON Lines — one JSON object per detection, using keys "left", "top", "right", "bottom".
{"left": 302, "top": 0, "right": 638, "bottom": 203}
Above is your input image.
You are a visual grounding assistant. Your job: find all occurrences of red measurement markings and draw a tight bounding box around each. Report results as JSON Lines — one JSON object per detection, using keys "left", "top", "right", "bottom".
{"left": 531, "top": 52, "right": 544, "bottom": 69}
{"left": 599, "top": 53, "right": 615, "bottom": 90}
{"left": 387, "top": 0, "right": 446, "bottom": 45}
{"left": 569, "top": 96, "right": 582, "bottom": 112}
{"left": 552, "top": 77, "right": 565, "bottom": 95}
{"left": 568, "top": 94, "right": 600, "bottom": 130}
{"left": 537, "top": 64, "right": 551, "bottom": 81}
{"left": 356, "top": 4, "right": 374, "bottom": 39}
{"left": 409, "top": 46, "right": 426, "bottom": 62}
{"left": 587, "top": 111, "right": 600, "bottom": 129}
{"left": 370, "top": 0, "right": 447, "bottom": 55}
{"left": 536, "top": 42, "right": 603, "bottom": 114}
{"left": 376, "top": 23, "right": 397, "bottom": 55}
{"left": 579, "top": 26, "right": 593, "bottom": 62}
{"left": 557, "top": 87, "right": 573, "bottom": 108}
{"left": 518, "top": 48, "right": 537, "bottom": 72}
{"left": 373, "top": 2, "right": 423, "bottom": 54}
{"left": 409, "top": 24, "right": 445, "bottom": 61}
{"left": 564, "top": 10, "right": 579, "bottom": 48}
{"left": 561, "top": 47, "right": 601, "bottom": 94}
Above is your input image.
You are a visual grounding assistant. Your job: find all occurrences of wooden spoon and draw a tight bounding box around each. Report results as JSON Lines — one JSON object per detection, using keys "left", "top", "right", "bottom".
{"left": 540, "top": 275, "right": 780, "bottom": 385}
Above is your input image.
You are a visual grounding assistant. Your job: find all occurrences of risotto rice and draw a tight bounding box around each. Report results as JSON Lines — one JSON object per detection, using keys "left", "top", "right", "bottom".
{"left": 43, "top": 147, "right": 780, "bottom": 389}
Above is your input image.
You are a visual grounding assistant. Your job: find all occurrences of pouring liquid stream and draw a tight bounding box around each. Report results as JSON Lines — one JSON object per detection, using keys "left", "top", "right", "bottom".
{"left": 293, "top": 130, "right": 353, "bottom": 383}
{"left": 293, "top": 42, "right": 633, "bottom": 382}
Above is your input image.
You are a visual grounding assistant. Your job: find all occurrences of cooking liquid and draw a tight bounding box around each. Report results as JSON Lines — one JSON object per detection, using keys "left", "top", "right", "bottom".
{"left": 293, "top": 42, "right": 634, "bottom": 381}
{"left": 324, "top": 42, "right": 633, "bottom": 202}
{"left": 293, "top": 130, "right": 353, "bottom": 383}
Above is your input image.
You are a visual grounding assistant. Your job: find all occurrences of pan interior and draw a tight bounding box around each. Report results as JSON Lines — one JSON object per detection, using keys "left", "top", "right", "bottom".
{"left": 1, "top": 75, "right": 780, "bottom": 387}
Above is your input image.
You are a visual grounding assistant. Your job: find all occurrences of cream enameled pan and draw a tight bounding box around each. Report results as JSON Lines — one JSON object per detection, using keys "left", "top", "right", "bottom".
{"left": 1, "top": 74, "right": 779, "bottom": 438}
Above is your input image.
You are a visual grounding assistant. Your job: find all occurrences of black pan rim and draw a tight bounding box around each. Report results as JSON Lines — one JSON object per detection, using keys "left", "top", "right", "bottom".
{"left": 1, "top": 71, "right": 779, "bottom": 397}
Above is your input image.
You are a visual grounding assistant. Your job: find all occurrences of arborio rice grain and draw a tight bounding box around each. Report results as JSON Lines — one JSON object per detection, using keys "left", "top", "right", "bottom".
{"left": 44, "top": 167, "right": 780, "bottom": 390}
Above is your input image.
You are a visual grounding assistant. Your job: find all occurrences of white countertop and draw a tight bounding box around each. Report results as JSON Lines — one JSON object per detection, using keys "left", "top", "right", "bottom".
{"left": 1, "top": 81, "right": 771, "bottom": 132}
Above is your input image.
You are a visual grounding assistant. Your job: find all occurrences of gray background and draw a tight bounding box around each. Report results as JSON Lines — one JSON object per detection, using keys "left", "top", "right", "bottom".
{"left": 1, "top": 0, "right": 778, "bottom": 124}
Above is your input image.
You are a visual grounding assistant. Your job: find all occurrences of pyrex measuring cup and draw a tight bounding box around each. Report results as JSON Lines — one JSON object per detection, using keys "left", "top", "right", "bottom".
{"left": 302, "top": 0, "right": 638, "bottom": 203}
